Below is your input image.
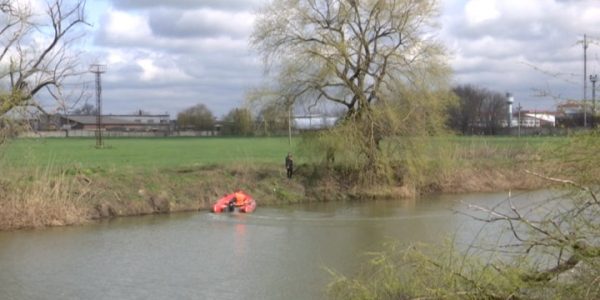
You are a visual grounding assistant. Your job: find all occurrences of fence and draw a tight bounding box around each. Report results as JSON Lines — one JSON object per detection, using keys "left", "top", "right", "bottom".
{"left": 19, "top": 130, "right": 218, "bottom": 138}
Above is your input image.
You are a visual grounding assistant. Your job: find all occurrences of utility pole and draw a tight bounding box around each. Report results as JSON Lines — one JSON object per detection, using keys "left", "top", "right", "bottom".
{"left": 90, "top": 64, "right": 106, "bottom": 148}
{"left": 288, "top": 101, "right": 292, "bottom": 148}
{"left": 517, "top": 103, "right": 522, "bottom": 138}
{"left": 583, "top": 34, "right": 589, "bottom": 128}
{"left": 591, "top": 74, "right": 598, "bottom": 128}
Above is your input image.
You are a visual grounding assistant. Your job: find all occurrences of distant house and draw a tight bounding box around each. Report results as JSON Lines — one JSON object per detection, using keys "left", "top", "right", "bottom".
{"left": 556, "top": 100, "right": 588, "bottom": 127}
{"left": 59, "top": 114, "right": 171, "bottom": 132}
{"left": 557, "top": 100, "right": 587, "bottom": 116}
{"left": 516, "top": 111, "right": 556, "bottom": 127}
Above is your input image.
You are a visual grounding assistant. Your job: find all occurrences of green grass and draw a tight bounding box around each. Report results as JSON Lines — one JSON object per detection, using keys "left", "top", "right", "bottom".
{"left": 443, "top": 135, "right": 563, "bottom": 148}
{"left": 1, "top": 137, "right": 296, "bottom": 170}
{"left": 0, "top": 135, "right": 566, "bottom": 171}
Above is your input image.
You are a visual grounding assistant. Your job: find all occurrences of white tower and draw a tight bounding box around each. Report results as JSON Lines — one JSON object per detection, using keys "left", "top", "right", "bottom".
{"left": 506, "top": 93, "right": 514, "bottom": 128}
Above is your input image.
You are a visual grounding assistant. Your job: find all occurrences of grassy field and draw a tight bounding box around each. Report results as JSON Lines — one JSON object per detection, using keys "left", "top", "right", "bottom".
{"left": 0, "top": 135, "right": 565, "bottom": 170}
{"left": 1, "top": 137, "right": 296, "bottom": 170}
{"left": 444, "top": 135, "right": 562, "bottom": 148}
{"left": 442, "top": 135, "right": 562, "bottom": 162}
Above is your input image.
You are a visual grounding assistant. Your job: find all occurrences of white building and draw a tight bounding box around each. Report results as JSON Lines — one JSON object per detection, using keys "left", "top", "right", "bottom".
{"left": 293, "top": 115, "right": 339, "bottom": 130}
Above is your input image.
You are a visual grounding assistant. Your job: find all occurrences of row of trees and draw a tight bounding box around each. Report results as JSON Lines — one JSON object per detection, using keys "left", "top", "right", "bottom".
{"left": 54, "top": 101, "right": 287, "bottom": 136}
{"left": 176, "top": 104, "right": 280, "bottom": 136}
{"left": 447, "top": 85, "right": 509, "bottom": 135}
{"left": 69, "top": 83, "right": 512, "bottom": 137}
{"left": 69, "top": 82, "right": 511, "bottom": 137}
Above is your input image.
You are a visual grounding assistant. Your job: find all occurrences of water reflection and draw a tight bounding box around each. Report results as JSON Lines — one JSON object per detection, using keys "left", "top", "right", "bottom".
{"left": 234, "top": 222, "right": 247, "bottom": 257}
{"left": 0, "top": 191, "right": 553, "bottom": 300}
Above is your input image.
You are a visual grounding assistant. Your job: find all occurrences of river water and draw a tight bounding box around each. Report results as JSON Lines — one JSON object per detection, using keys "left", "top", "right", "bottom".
{"left": 0, "top": 191, "right": 551, "bottom": 300}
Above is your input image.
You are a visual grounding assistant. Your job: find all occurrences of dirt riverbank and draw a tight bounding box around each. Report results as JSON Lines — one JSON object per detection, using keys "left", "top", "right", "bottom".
{"left": 0, "top": 163, "right": 547, "bottom": 231}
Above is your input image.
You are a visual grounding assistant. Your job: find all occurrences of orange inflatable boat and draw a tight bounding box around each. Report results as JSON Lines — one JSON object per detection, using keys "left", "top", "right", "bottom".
{"left": 212, "top": 191, "right": 256, "bottom": 213}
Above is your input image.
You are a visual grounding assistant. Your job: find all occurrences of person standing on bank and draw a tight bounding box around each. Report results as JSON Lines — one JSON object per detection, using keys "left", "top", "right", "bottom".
{"left": 285, "top": 153, "right": 294, "bottom": 179}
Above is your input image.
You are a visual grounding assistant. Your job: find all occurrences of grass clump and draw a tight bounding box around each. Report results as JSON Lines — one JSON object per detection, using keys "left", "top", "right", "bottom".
{"left": 0, "top": 167, "right": 90, "bottom": 229}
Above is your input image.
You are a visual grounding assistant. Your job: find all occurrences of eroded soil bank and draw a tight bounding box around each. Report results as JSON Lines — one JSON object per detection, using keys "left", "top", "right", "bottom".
{"left": 0, "top": 163, "right": 547, "bottom": 231}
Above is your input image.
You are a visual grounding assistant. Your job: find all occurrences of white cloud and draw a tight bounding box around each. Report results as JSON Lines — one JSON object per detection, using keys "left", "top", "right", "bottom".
{"left": 104, "top": 9, "right": 153, "bottom": 44}
{"left": 464, "top": 0, "right": 500, "bottom": 25}
{"left": 183, "top": 9, "right": 255, "bottom": 38}
{"left": 89, "top": 5, "right": 261, "bottom": 116}
{"left": 149, "top": 9, "right": 255, "bottom": 39}
{"left": 137, "top": 59, "right": 159, "bottom": 81}
{"left": 580, "top": 7, "right": 600, "bottom": 27}
{"left": 106, "top": 49, "right": 127, "bottom": 65}
{"left": 136, "top": 58, "right": 193, "bottom": 82}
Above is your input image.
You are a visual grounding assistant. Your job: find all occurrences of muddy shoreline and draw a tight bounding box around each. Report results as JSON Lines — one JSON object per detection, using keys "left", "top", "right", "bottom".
{"left": 0, "top": 163, "right": 547, "bottom": 231}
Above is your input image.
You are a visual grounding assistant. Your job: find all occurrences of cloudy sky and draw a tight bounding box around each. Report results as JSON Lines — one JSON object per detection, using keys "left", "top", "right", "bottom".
{"left": 59, "top": 0, "right": 600, "bottom": 117}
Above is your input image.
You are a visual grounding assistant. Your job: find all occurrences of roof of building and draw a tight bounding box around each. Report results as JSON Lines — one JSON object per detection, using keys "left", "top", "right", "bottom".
{"left": 63, "top": 114, "right": 169, "bottom": 125}
{"left": 524, "top": 113, "right": 556, "bottom": 123}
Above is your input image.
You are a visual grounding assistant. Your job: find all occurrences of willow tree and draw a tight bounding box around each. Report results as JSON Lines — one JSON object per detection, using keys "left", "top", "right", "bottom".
{"left": 177, "top": 104, "right": 216, "bottom": 131}
{"left": 0, "top": 0, "right": 88, "bottom": 116}
{"left": 251, "top": 0, "right": 452, "bottom": 181}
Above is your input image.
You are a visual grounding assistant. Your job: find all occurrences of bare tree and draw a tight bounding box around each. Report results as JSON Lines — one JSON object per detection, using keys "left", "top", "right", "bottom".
{"left": 460, "top": 175, "right": 600, "bottom": 297}
{"left": 449, "top": 85, "right": 508, "bottom": 135}
{"left": 252, "top": 0, "right": 450, "bottom": 177}
{"left": 0, "top": 0, "right": 88, "bottom": 116}
{"left": 70, "top": 102, "right": 96, "bottom": 115}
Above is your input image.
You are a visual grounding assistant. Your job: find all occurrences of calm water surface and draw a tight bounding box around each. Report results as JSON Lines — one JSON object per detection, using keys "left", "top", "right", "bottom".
{"left": 0, "top": 191, "right": 552, "bottom": 300}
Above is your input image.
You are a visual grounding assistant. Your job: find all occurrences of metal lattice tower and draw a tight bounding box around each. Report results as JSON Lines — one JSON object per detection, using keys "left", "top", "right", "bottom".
{"left": 90, "top": 64, "right": 106, "bottom": 148}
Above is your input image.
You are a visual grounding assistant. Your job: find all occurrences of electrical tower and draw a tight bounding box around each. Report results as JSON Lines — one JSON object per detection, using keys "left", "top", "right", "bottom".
{"left": 90, "top": 64, "right": 106, "bottom": 148}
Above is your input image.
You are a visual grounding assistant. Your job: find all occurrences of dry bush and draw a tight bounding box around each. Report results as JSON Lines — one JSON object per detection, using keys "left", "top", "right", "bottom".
{"left": 0, "top": 168, "right": 90, "bottom": 229}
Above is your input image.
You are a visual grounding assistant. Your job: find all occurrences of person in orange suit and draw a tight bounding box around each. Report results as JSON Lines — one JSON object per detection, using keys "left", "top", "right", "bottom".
{"left": 233, "top": 190, "right": 247, "bottom": 207}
